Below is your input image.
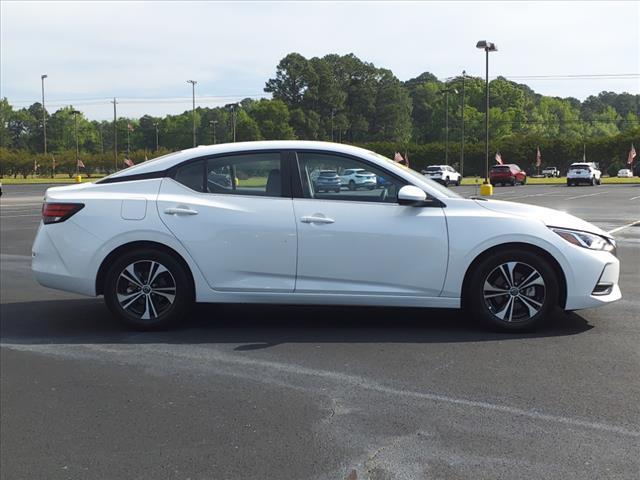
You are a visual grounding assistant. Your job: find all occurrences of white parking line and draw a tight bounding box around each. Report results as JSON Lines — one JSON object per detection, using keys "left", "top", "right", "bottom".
{"left": 566, "top": 192, "right": 605, "bottom": 201}
{"left": 630, "top": 195, "right": 640, "bottom": 201}
{"left": 608, "top": 220, "right": 640, "bottom": 235}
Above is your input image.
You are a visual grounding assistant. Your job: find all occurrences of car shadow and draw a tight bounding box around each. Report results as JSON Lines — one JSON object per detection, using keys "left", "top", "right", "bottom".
{"left": 0, "top": 299, "right": 593, "bottom": 349}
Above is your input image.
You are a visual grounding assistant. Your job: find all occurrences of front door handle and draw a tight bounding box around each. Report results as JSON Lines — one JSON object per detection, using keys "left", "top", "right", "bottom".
{"left": 164, "top": 207, "right": 198, "bottom": 216}
{"left": 300, "top": 215, "right": 335, "bottom": 224}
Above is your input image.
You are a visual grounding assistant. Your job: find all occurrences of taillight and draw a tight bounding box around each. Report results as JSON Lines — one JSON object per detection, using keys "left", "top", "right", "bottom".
{"left": 42, "top": 203, "right": 84, "bottom": 224}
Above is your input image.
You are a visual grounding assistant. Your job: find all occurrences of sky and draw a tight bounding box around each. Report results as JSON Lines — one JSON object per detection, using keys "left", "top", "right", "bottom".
{"left": 1, "top": 0, "right": 639, "bottom": 120}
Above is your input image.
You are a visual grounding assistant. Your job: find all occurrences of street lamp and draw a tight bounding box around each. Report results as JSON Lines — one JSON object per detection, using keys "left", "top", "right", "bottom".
{"left": 460, "top": 70, "right": 466, "bottom": 177}
{"left": 187, "top": 80, "right": 197, "bottom": 147}
{"left": 209, "top": 120, "right": 218, "bottom": 144}
{"left": 154, "top": 122, "right": 159, "bottom": 151}
{"left": 476, "top": 40, "right": 498, "bottom": 183}
{"left": 41, "top": 74, "right": 49, "bottom": 176}
{"left": 230, "top": 104, "right": 239, "bottom": 142}
{"left": 439, "top": 85, "right": 458, "bottom": 165}
{"left": 71, "top": 110, "right": 81, "bottom": 177}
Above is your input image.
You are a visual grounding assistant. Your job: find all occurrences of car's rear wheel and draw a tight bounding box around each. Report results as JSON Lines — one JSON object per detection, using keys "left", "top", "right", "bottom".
{"left": 104, "top": 249, "right": 193, "bottom": 330}
{"left": 511, "top": 178, "right": 516, "bottom": 186}
{"left": 521, "top": 177, "right": 527, "bottom": 185}
{"left": 348, "top": 180, "right": 356, "bottom": 191}
{"left": 466, "top": 250, "right": 558, "bottom": 331}
{"left": 444, "top": 177, "right": 450, "bottom": 187}
{"left": 591, "top": 177, "right": 597, "bottom": 186}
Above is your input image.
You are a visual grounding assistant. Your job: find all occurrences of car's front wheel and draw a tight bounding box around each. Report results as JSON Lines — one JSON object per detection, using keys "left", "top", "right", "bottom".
{"left": 466, "top": 250, "right": 559, "bottom": 331}
{"left": 104, "top": 249, "right": 193, "bottom": 330}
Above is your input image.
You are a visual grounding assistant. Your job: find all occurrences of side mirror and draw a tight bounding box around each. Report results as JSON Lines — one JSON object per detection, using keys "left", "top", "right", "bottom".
{"left": 398, "top": 185, "right": 427, "bottom": 205}
{"left": 398, "top": 185, "right": 445, "bottom": 207}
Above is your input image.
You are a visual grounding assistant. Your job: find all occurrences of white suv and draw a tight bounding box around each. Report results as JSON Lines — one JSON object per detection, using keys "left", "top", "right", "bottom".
{"left": 340, "top": 168, "right": 377, "bottom": 190}
{"left": 422, "top": 165, "right": 462, "bottom": 186}
{"left": 567, "top": 162, "right": 601, "bottom": 186}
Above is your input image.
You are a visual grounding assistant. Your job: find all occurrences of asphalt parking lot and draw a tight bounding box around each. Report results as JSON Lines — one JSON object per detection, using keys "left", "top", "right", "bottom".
{"left": 1, "top": 183, "right": 639, "bottom": 480}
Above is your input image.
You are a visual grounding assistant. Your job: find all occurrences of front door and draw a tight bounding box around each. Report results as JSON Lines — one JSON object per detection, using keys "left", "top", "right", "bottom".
{"left": 292, "top": 151, "right": 448, "bottom": 296}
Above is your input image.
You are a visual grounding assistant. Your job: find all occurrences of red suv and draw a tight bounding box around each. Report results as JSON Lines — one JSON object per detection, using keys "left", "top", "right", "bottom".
{"left": 490, "top": 164, "right": 527, "bottom": 186}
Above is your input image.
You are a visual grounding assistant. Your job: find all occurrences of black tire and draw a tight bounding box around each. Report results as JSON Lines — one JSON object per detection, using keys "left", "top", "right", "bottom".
{"left": 521, "top": 177, "right": 527, "bottom": 185}
{"left": 456, "top": 179, "right": 461, "bottom": 186}
{"left": 596, "top": 177, "right": 601, "bottom": 185}
{"left": 591, "top": 176, "right": 596, "bottom": 186}
{"left": 444, "top": 177, "right": 450, "bottom": 187}
{"left": 567, "top": 180, "right": 573, "bottom": 186}
{"left": 348, "top": 180, "right": 356, "bottom": 191}
{"left": 104, "top": 248, "right": 193, "bottom": 330}
{"left": 465, "top": 249, "right": 559, "bottom": 332}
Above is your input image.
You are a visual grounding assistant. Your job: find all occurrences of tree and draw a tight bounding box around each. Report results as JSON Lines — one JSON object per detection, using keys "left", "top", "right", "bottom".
{"left": 249, "top": 99, "right": 295, "bottom": 140}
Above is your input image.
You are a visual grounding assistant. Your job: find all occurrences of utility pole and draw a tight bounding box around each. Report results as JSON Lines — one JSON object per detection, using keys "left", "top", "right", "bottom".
{"left": 99, "top": 124, "right": 104, "bottom": 154}
{"left": 231, "top": 104, "right": 238, "bottom": 142}
{"left": 41, "top": 74, "right": 48, "bottom": 176}
{"left": 154, "top": 122, "right": 159, "bottom": 151}
{"left": 440, "top": 85, "right": 458, "bottom": 166}
{"left": 111, "top": 98, "right": 118, "bottom": 171}
{"left": 126, "top": 123, "right": 131, "bottom": 157}
{"left": 71, "top": 110, "right": 80, "bottom": 177}
{"left": 331, "top": 108, "right": 335, "bottom": 141}
{"left": 460, "top": 70, "right": 466, "bottom": 177}
{"left": 187, "top": 80, "right": 197, "bottom": 147}
{"left": 210, "top": 120, "right": 218, "bottom": 144}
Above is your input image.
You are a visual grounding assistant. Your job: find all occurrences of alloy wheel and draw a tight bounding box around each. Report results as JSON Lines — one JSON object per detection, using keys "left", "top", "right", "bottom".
{"left": 116, "top": 260, "right": 176, "bottom": 321}
{"left": 482, "top": 261, "right": 546, "bottom": 323}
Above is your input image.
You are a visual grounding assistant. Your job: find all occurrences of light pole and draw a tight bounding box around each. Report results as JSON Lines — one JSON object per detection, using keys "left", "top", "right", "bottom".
{"left": 71, "top": 110, "right": 81, "bottom": 177}
{"left": 154, "top": 122, "right": 159, "bottom": 151}
{"left": 460, "top": 70, "right": 466, "bottom": 177}
{"left": 41, "top": 74, "right": 48, "bottom": 175}
{"left": 440, "top": 85, "right": 458, "bottom": 165}
{"left": 230, "top": 104, "right": 238, "bottom": 142}
{"left": 187, "top": 80, "right": 197, "bottom": 147}
{"left": 331, "top": 108, "right": 335, "bottom": 141}
{"left": 99, "top": 123, "right": 104, "bottom": 154}
{"left": 209, "top": 120, "right": 218, "bottom": 144}
{"left": 111, "top": 98, "right": 118, "bottom": 170}
{"left": 476, "top": 40, "right": 497, "bottom": 183}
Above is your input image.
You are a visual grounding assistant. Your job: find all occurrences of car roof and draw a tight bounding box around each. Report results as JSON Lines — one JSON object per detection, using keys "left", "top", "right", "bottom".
{"left": 103, "top": 141, "right": 388, "bottom": 180}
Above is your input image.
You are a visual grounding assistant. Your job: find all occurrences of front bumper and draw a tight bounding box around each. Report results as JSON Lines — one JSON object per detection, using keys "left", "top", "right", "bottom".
{"left": 564, "top": 251, "right": 621, "bottom": 310}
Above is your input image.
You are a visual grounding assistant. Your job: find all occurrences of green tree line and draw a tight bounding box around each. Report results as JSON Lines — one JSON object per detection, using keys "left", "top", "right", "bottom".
{"left": 1, "top": 52, "right": 638, "bottom": 178}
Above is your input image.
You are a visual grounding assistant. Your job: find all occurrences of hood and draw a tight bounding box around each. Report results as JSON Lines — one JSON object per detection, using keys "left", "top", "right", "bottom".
{"left": 474, "top": 199, "right": 610, "bottom": 238}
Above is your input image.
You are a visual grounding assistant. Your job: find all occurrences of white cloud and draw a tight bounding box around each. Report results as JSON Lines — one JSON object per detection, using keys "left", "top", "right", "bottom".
{"left": 2, "top": 0, "right": 638, "bottom": 119}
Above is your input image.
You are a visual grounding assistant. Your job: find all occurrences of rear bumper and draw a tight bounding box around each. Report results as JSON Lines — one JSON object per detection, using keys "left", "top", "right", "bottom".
{"left": 31, "top": 222, "right": 97, "bottom": 296}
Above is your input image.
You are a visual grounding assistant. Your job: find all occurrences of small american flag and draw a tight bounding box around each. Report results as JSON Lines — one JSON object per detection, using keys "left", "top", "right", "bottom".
{"left": 628, "top": 144, "right": 636, "bottom": 166}
{"left": 77, "top": 159, "right": 85, "bottom": 168}
{"left": 495, "top": 151, "right": 503, "bottom": 165}
{"left": 124, "top": 158, "right": 135, "bottom": 167}
{"left": 536, "top": 146, "right": 542, "bottom": 167}
{"left": 127, "top": 123, "right": 134, "bottom": 132}
{"left": 393, "top": 152, "right": 404, "bottom": 162}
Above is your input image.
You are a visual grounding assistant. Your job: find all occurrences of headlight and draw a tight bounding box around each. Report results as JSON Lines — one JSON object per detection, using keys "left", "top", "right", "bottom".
{"left": 550, "top": 227, "right": 616, "bottom": 255}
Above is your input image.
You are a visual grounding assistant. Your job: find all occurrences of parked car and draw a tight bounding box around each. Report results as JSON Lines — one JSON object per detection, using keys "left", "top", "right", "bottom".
{"left": 312, "top": 170, "right": 341, "bottom": 193}
{"left": 489, "top": 164, "right": 527, "bottom": 186}
{"left": 617, "top": 168, "right": 633, "bottom": 178}
{"left": 567, "top": 162, "right": 601, "bottom": 186}
{"left": 541, "top": 166, "right": 560, "bottom": 178}
{"left": 339, "top": 168, "right": 377, "bottom": 190}
{"left": 32, "top": 140, "right": 620, "bottom": 332}
{"left": 421, "top": 165, "right": 462, "bottom": 186}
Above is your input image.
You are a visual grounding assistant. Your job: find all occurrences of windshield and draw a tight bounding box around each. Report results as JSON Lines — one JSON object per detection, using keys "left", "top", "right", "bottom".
{"left": 96, "top": 150, "right": 185, "bottom": 182}
{"left": 367, "top": 150, "right": 462, "bottom": 199}
{"left": 425, "top": 167, "right": 443, "bottom": 172}
{"left": 491, "top": 166, "right": 510, "bottom": 171}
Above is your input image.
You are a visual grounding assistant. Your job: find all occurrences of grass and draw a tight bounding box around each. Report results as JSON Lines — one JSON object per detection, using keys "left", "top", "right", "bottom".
{"left": 1, "top": 174, "right": 105, "bottom": 184}
{"left": 2, "top": 174, "right": 638, "bottom": 186}
{"left": 460, "top": 176, "right": 639, "bottom": 185}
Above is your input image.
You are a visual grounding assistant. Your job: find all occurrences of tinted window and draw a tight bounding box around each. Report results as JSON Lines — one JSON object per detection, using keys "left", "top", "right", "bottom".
{"left": 175, "top": 160, "right": 204, "bottom": 192}
{"left": 297, "top": 152, "right": 404, "bottom": 203}
{"left": 206, "top": 152, "right": 282, "bottom": 197}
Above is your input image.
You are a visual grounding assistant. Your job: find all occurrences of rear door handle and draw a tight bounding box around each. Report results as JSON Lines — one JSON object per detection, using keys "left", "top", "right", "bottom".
{"left": 300, "top": 215, "right": 335, "bottom": 224}
{"left": 164, "top": 207, "right": 198, "bottom": 216}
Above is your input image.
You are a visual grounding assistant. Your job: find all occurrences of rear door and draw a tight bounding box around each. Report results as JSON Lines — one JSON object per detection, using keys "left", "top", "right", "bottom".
{"left": 157, "top": 151, "right": 298, "bottom": 292}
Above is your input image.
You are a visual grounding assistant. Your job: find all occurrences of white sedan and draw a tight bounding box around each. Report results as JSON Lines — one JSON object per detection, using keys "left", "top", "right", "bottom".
{"left": 617, "top": 169, "right": 633, "bottom": 178}
{"left": 32, "top": 141, "right": 621, "bottom": 331}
